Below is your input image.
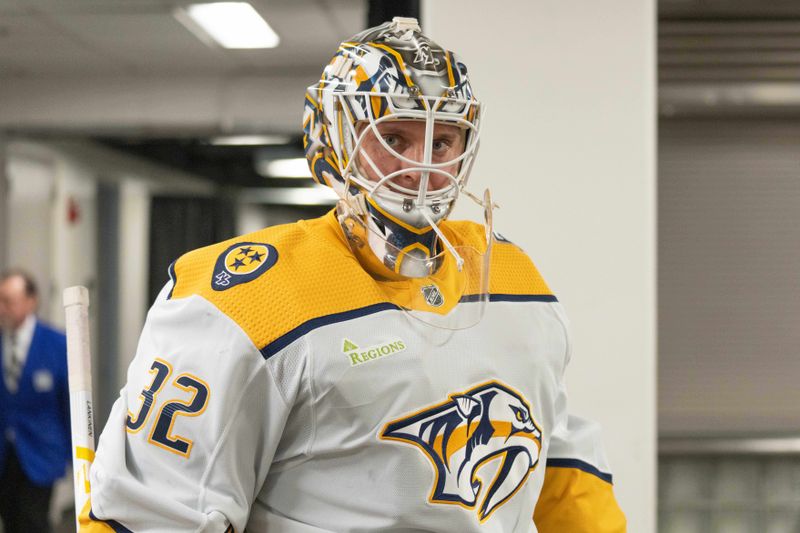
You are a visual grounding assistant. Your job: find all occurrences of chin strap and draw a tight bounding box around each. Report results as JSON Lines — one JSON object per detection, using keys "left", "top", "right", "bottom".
{"left": 419, "top": 208, "right": 464, "bottom": 271}
{"left": 415, "top": 186, "right": 499, "bottom": 274}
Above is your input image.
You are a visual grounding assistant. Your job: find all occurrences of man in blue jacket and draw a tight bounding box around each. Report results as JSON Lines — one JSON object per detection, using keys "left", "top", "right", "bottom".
{"left": 0, "top": 269, "right": 70, "bottom": 533}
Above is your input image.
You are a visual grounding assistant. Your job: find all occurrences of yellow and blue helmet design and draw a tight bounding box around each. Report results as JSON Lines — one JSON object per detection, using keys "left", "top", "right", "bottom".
{"left": 303, "top": 17, "right": 484, "bottom": 279}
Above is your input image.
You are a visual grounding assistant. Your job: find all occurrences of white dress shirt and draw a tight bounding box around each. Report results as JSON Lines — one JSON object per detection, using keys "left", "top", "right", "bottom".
{"left": 2, "top": 313, "right": 36, "bottom": 392}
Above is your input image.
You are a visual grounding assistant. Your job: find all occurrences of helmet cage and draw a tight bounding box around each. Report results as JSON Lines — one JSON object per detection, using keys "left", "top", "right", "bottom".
{"left": 307, "top": 85, "right": 481, "bottom": 199}
{"left": 338, "top": 91, "right": 482, "bottom": 213}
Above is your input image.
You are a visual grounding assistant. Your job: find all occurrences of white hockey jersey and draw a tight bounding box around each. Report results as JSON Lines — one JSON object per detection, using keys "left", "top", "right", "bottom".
{"left": 80, "top": 211, "right": 625, "bottom": 532}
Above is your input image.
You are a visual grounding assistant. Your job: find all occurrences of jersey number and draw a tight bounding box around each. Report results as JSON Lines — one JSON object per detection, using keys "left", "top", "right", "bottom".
{"left": 125, "top": 359, "right": 210, "bottom": 458}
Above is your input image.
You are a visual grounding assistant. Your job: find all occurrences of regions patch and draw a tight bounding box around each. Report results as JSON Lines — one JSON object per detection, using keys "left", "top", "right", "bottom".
{"left": 380, "top": 381, "right": 542, "bottom": 523}
{"left": 344, "top": 338, "right": 406, "bottom": 366}
{"left": 211, "top": 242, "right": 278, "bottom": 291}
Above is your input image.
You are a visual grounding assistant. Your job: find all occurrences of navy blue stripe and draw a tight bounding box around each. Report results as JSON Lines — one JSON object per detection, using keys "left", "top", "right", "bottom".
{"left": 459, "top": 293, "right": 557, "bottom": 303}
{"left": 546, "top": 458, "right": 613, "bottom": 484}
{"left": 260, "top": 302, "right": 400, "bottom": 359}
{"left": 166, "top": 261, "right": 177, "bottom": 300}
{"left": 259, "top": 293, "right": 559, "bottom": 359}
{"left": 489, "top": 294, "right": 558, "bottom": 303}
{"left": 89, "top": 509, "right": 134, "bottom": 533}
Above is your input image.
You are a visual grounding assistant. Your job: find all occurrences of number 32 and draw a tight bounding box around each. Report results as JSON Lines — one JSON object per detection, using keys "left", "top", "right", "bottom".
{"left": 125, "top": 358, "right": 210, "bottom": 458}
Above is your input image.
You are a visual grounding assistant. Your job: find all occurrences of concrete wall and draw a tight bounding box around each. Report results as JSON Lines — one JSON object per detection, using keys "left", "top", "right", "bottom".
{"left": 424, "top": 2, "right": 657, "bottom": 531}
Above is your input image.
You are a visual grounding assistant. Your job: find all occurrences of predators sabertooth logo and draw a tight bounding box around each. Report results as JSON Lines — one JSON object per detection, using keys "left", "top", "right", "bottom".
{"left": 380, "top": 381, "right": 542, "bottom": 522}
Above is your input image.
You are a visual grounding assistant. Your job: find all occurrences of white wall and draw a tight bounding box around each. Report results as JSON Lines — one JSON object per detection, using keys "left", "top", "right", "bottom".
{"left": 51, "top": 152, "right": 99, "bottom": 327}
{"left": 5, "top": 152, "right": 57, "bottom": 320}
{"left": 117, "top": 179, "right": 151, "bottom": 385}
{"left": 5, "top": 139, "right": 214, "bottom": 389}
{"left": 6, "top": 142, "right": 98, "bottom": 328}
{"left": 425, "top": 2, "right": 657, "bottom": 531}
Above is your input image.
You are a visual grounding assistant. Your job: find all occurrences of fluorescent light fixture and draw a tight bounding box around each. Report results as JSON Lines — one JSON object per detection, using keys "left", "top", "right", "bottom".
{"left": 239, "top": 185, "right": 339, "bottom": 206}
{"left": 210, "top": 135, "right": 291, "bottom": 146}
{"left": 259, "top": 157, "right": 312, "bottom": 178}
{"left": 180, "top": 2, "right": 280, "bottom": 49}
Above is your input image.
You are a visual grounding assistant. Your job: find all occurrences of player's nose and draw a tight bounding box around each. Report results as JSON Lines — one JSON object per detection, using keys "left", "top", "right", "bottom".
{"left": 394, "top": 168, "right": 448, "bottom": 192}
{"left": 395, "top": 144, "right": 447, "bottom": 191}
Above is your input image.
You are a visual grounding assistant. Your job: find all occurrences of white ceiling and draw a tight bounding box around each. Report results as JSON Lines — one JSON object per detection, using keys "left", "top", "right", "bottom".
{"left": 0, "top": 0, "right": 365, "bottom": 77}
{"left": 0, "top": 0, "right": 365, "bottom": 134}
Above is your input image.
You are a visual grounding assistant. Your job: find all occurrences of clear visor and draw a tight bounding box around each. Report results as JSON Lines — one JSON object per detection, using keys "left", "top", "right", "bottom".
{"left": 393, "top": 242, "right": 491, "bottom": 331}
{"left": 343, "top": 189, "right": 495, "bottom": 330}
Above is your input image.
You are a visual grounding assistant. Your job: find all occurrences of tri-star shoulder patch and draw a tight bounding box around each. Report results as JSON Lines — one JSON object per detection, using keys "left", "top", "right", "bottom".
{"left": 211, "top": 242, "right": 278, "bottom": 291}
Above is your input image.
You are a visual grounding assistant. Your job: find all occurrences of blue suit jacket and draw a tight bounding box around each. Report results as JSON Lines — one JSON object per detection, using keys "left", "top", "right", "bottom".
{"left": 0, "top": 320, "right": 71, "bottom": 486}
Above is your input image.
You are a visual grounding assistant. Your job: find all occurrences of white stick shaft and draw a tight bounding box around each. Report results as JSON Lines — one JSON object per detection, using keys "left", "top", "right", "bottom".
{"left": 63, "top": 286, "right": 95, "bottom": 531}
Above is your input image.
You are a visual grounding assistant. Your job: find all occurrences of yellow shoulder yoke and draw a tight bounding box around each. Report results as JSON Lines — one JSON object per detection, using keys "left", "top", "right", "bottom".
{"left": 169, "top": 212, "right": 553, "bottom": 355}
{"left": 444, "top": 220, "right": 553, "bottom": 297}
{"left": 169, "top": 213, "right": 388, "bottom": 353}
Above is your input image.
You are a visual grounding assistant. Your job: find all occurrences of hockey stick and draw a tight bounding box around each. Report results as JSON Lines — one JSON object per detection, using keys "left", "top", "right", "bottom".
{"left": 63, "top": 286, "right": 96, "bottom": 531}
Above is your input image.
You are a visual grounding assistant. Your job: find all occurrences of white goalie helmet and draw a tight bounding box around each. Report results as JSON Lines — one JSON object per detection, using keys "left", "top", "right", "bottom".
{"left": 303, "top": 17, "right": 484, "bottom": 279}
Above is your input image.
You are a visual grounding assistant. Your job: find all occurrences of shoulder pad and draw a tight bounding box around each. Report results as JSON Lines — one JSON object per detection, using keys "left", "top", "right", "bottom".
{"left": 168, "top": 212, "right": 391, "bottom": 354}
{"left": 442, "top": 220, "right": 553, "bottom": 297}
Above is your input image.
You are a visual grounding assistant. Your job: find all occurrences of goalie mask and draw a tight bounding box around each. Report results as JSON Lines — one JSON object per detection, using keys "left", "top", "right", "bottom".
{"left": 303, "top": 17, "right": 484, "bottom": 280}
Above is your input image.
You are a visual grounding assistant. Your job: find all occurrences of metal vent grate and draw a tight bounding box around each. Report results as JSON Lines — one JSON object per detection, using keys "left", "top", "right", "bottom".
{"left": 660, "top": 20, "right": 800, "bottom": 83}
{"left": 659, "top": 1, "right": 800, "bottom": 116}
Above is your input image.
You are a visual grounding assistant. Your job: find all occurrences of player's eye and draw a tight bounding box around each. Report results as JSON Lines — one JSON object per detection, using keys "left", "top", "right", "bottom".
{"left": 383, "top": 134, "right": 400, "bottom": 147}
{"left": 432, "top": 139, "right": 451, "bottom": 152}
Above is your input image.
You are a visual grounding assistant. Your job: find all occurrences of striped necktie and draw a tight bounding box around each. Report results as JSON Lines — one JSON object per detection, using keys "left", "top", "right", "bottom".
{"left": 4, "top": 333, "right": 23, "bottom": 392}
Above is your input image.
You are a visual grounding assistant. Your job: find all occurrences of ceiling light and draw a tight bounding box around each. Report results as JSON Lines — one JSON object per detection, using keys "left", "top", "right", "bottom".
{"left": 258, "top": 157, "right": 312, "bottom": 178}
{"left": 239, "top": 186, "right": 339, "bottom": 206}
{"left": 178, "top": 2, "right": 280, "bottom": 49}
{"left": 210, "top": 135, "right": 292, "bottom": 146}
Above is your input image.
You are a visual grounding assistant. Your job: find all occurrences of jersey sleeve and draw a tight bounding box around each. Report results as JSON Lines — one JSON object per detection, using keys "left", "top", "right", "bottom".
{"left": 533, "top": 303, "right": 626, "bottom": 533}
{"left": 80, "top": 283, "right": 304, "bottom": 533}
